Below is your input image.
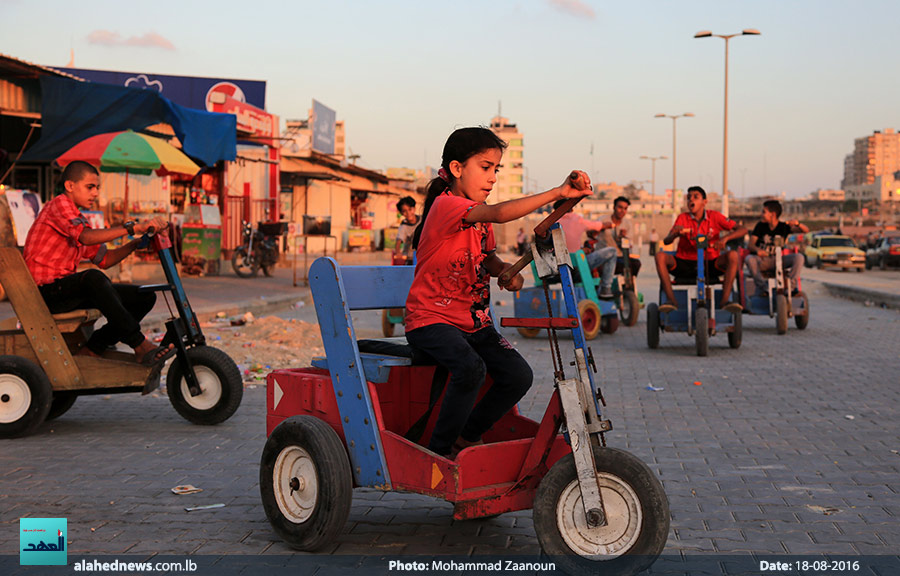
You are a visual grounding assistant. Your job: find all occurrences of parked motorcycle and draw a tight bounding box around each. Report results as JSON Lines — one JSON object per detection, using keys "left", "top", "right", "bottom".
{"left": 231, "top": 221, "right": 285, "bottom": 278}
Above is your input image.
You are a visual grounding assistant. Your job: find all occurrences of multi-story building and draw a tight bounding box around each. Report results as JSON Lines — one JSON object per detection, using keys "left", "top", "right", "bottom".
{"left": 842, "top": 129, "right": 900, "bottom": 204}
{"left": 489, "top": 115, "right": 524, "bottom": 202}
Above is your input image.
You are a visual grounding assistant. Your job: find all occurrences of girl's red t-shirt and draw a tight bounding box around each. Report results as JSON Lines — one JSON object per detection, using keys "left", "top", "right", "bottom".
{"left": 404, "top": 192, "right": 495, "bottom": 333}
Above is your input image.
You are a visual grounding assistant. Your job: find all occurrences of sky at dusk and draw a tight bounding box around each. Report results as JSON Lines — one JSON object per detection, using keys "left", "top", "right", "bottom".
{"left": 2, "top": 0, "right": 899, "bottom": 199}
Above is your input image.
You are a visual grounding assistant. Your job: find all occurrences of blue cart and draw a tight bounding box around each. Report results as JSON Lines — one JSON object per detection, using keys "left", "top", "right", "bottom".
{"left": 737, "top": 238, "right": 810, "bottom": 334}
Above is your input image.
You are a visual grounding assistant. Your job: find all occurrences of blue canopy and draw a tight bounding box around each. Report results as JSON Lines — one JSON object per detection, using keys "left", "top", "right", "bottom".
{"left": 21, "top": 77, "right": 236, "bottom": 167}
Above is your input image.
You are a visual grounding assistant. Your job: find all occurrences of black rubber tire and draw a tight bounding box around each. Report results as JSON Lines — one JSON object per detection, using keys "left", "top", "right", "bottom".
{"left": 533, "top": 446, "right": 670, "bottom": 576}
{"left": 578, "top": 300, "right": 602, "bottom": 340}
{"left": 775, "top": 294, "right": 788, "bottom": 335}
{"left": 695, "top": 307, "right": 709, "bottom": 357}
{"left": 517, "top": 327, "right": 542, "bottom": 339}
{"left": 600, "top": 315, "right": 619, "bottom": 335}
{"left": 794, "top": 291, "right": 810, "bottom": 330}
{"left": 879, "top": 258, "right": 886, "bottom": 271}
{"left": 646, "top": 303, "right": 660, "bottom": 349}
{"left": 46, "top": 391, "right": 78, "bottom": 421}
{"left": 0, "top": 356, "right": 52, "bottom": 438}
{"left": 260, "top": 415, "right": 353, "bottom": 551}
{"left": 728, "top": 309, "right": 742, "bottom": 349}
{"left": 166, "top": 346, "right": 243, "bottom": 425}
{"left": 620, "top": 291, "right": 640, "bottom": 327}
{"left": 232, "top": 247, "right": 259, "bottom": 278}
{"left": 262, "top": 264, "right": 274, "bottom": 277}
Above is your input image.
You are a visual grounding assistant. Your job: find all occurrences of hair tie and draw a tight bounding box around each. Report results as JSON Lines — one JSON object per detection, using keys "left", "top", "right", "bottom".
{"left": 438, "top": 167, "right": 449, "bottom": 183}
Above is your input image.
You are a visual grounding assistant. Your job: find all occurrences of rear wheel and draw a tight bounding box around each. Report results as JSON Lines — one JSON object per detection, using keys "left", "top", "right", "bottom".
{"left": 167, "top": 346, "right": 243, "bottom": 425}
{"left": 695, "top": 307, "right": 709, "bottom": 357}
{"left": 646, "top": 303, "right": 660, "bottom": 349}
{"left": 794, "top": 291, "right": 810, "bottom": 330}
{"left": 46, "top": 391, "right": 78, "bottom": 421}
{"left": 0, "top": 356, "right": 52, "bottom": 438}
{"left": 260, "top": 415, "right": 353, "bottom": 551}
{"left": 578, "top": 299, "right": 602, "bottom": 340}
{"left": 775, "top": 294, "right": 788, "bottom": 334}
{"left": 619, "top": 291, "right": 640, "bottom": 327}
{"left": 533, "top": 446, "right": 669, "bottom": 576}
{"left": 600, "top": 315, "right": 619, "bottom": 335}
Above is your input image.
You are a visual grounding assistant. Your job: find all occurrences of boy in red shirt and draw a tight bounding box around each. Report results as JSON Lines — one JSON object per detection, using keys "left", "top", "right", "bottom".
{"left": 654, "top": 186, "right": 747, "bottom": 314}
{"left": 24, "top": 161, "right": 172, "bottom": 365}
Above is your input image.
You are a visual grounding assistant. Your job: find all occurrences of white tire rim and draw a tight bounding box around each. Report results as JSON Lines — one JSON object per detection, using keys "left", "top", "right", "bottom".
{"left": 0, "top": 374, "right": 31, "bottom": 424}
{"left": 273, "top": 445, "right": 318, "bottom": 524}
{"left": 556, "top": 471, "right": 643, "bottom": 558}
{"left": 178, "top": 366, "right": 222, "bottom": 410}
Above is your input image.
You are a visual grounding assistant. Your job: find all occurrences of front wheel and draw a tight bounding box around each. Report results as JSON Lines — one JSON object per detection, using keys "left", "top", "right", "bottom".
{"left": 775, "top": 294, "right": 788, "bottom": 335}
{"left": 619, "top": 291, "right": 640, "bottom": 327}
{"left": 0, "top": 356, "right": 52, "bottom": 438}
{"left": 646, "top": 303, "right": 660, "bottom": 349}
{"left": 260, "top": 415, "right": 353, "bottom": 551}
{"left": 166, "top": 346, "right": 243, "bottom": 425}
{"left": 46, "top": 391, "right": 78, "bottom": 421}
{"left": 695, "top": 307, "right": 709, "bottom": 357}
{"left": 728, "top": 309, "right": 742, "bottom": 349}
{"left": 232, "top": 247, "right": 259, "bottom": 278}
{"left": 533, "top": 446, "right": 669, "bottom": 576}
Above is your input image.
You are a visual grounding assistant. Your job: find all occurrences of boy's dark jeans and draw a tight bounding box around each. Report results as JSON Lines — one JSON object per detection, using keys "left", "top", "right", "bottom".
{"left": 405, "top": 323, "right": 533, "bottom": 456}
{"left": 38, "top": 269, "right": 156, "bottom": 355}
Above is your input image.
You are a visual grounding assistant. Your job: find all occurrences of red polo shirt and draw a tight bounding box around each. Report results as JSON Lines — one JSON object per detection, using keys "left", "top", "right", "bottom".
{"left": 674, "top": 209, "right": 737, "bottom": 261}
{"left": 24, "top": 194, "right": 107, "bottom": 286}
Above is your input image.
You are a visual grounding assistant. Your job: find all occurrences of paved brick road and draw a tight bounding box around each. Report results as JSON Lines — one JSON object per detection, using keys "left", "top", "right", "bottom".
{"left": 2, "top": 259, "right": 898, "bottom": 571}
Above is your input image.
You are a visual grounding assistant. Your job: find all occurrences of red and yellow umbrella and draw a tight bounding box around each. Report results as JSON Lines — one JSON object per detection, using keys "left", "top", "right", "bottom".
{"left": 56, "top": 130, "right": 200, "bottom": 219}
{"left": 56, "top": 129, "right": 200, "bottom": 176}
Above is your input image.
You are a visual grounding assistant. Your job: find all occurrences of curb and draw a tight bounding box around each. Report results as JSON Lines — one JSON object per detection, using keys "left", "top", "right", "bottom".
{"left": 143, "top": 292, "right": 306, "bottom": 333}
{"left": 811, "top": 280, "right": 900, "bottom": 311}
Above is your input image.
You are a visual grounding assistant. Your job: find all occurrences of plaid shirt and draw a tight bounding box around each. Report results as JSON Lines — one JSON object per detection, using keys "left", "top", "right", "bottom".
{"left": 24, "top": 194, "right": 107, "bottom": 286}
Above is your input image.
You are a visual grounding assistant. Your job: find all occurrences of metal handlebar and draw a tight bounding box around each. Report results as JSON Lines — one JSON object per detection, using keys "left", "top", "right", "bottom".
{"left": 499, "top": 172, "right": 587, "bottom": 285}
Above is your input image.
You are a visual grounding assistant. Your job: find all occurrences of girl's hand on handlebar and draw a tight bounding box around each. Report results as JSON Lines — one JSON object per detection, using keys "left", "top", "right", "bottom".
{"left": 559, "top": 170, "right": 592, "bottom": 198}
{"left": 497, "top": 266, "right": 524, "bottom": 292}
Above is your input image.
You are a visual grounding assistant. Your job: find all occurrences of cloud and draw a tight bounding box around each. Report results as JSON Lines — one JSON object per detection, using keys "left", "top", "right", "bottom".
{"left": 547, "top": 0, "right": 596, "bottom": 19}
{"left": 87, "top": 30, "right": 175, "bottom": 50}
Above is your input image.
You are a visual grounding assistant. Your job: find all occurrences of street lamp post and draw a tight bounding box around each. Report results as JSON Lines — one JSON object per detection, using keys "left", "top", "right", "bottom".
{"left": 639, "top": 155, "right": 668, "bottom": 197}
{"left": 694, "top": 28, "right": 760, "bottom": 217}
{"left": 654, "top": 112, "right": 694, "bottom": 211}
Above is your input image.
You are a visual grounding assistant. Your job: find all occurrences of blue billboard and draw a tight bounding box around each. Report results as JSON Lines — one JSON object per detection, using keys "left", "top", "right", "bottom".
{"left": 57, "top": 67, "right": 266, "bottom": 112}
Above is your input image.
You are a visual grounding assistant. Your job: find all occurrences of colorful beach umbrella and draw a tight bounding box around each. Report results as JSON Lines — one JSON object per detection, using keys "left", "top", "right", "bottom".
{"left": 56, "top": 130, "right": 200, "bottom": 176}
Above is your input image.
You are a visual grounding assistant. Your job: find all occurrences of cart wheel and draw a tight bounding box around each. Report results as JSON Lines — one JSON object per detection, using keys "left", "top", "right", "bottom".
{"left": 0, "top": 356, "right": 52, "bottom": 438}
{"left": 381, "top": 310, "right": 395, "bottom": 337}
{"left": 695, "top": 307, "right": 709, "bottom": 357}
{"left": 775, "top": 294, "right": 788, "bottom": 334}
{"left": 578, "top": 300, "right": 602, "bottom": 340}
{"left": 260, "top": 415, "right": 353, "bottom": 551}
{"left": 262, "top": 264, "right": 275, "bottom": 277}
{"left": 794, "top": 291, "right": 810, "bottom": 330}
{"left": 728, "top": 309, "right": 742, "bottom": 349}
{"left": 46, "top": 391, "right": 78, "bottom": 421}
{"left": 516, "top": 327, "right": 542, "bottom": 339}
{"left": 646, "top": 303, "right": 660, "bottom": 349}
{"left": 533, "top": 446, "right": 669, "bottom": 576}
{"left": 619, "top": 291, "right": 640, "bottom": 327}
{"left": 232, "top": 247, "right": 259, "bottom": 278}
{"left": 167, "top": 346, "right": 243, "bottom": 425}
{"left": 600, "top": 315, "right": 619, "bottom": 335}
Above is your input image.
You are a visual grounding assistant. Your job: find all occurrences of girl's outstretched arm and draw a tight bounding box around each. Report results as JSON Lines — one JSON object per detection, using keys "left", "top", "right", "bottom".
{"left": 464, "top": 171, "right": 592, "bottom": 224}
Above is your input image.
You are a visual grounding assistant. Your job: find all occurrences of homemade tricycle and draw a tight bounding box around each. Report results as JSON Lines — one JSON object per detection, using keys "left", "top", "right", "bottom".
{"left": 0, "top": 232, "right": 242, "bottom": 438}
{"left": 646, "top": 235, "right": 742, "bottom": 356}
{"left": 260, "top": 198, "right": 669, "bottom": 575}
{"left": 738, "top": 237, "right": 810, "bottom": 334}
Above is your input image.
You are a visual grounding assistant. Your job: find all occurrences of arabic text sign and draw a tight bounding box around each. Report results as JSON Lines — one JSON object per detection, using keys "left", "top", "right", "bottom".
{"left": 20, "top": 518, "right": 66, "bottom": 566}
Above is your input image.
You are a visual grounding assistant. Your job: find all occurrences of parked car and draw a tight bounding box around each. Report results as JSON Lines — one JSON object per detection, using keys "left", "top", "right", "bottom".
{"left": 804, "top": 235, "right": 866, "bottom": 272}
{"left": 865, "top": 235, "right": 900, "bottom": 270}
